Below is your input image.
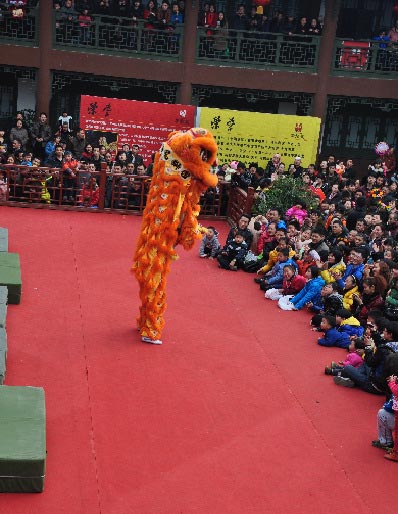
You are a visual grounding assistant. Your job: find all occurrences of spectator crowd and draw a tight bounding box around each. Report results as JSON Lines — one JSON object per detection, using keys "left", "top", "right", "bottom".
{"left": 199, "top": 147, "right": 398, "bottom": 458}
{"left": 0, "top": 110, "right": 153, "bottom": 208}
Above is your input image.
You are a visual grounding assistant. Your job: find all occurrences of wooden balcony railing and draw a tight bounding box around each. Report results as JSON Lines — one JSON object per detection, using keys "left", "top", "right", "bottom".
{"left": 196, "top": 28, "right": 321, "bottom": 71}
{"left": 52, "top": 13, "right": 184, "bottom": 61}
{"left": 0, "top": 164, "right": 233, "bottom": 218}
{"left": 333, "top": 38, "right": 398, "bottom": 76}
{"left": 0, "top": 5, "right": 38, "bottom": 46}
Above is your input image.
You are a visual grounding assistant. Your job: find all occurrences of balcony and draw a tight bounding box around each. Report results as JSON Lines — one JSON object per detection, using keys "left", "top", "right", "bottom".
{"left": 333, "top": 38, "right": 398, "bottom": 77}
{"left": 2, "top": 8, "right": 398, "bottom": 80}
{"left": 52, "top": 13, "right": 184, "bottom": 61}
{"left": 0, "top": 5, "right": 38, "bottom": 46}
{"left": 196, "top": 28, "right": 320, "bottom": 71}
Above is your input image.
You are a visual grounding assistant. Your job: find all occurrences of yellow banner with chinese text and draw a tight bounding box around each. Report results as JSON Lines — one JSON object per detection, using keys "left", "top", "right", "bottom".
{"left": 197, "top": 107, "right": 321, "bottom": 168}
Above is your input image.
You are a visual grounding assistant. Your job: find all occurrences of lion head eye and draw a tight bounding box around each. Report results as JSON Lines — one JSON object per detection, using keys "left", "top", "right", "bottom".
{"left": 200, "top": 148, "right": 211, "bottom": 162}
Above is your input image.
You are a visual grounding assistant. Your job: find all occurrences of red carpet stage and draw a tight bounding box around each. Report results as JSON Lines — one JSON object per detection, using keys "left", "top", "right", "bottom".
{"left": 0, "top": 206, "right": 397, "bottom": 514}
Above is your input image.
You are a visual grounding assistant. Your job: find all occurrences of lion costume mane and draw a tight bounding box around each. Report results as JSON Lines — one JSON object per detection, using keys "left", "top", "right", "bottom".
{"left": 132, "top": 128, "right": 218, "bottom": 344}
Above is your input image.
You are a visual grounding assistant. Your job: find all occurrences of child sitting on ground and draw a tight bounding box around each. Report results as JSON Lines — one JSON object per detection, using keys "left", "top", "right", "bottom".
{"left": 311, "top": 282, "right": 343, "bottom": 329}
{"left": 278, "top": 265, "right": 325, "bottom": 311}
{"left": 318, "top": 247, "right": 346, "bottom": 284}
{"left": 317, "top": 315, "right": 351, "bottom": 348}
{"left": 296, "top": 249, "right": 316, "bottom": 277}
{"left": 264, "top": 264, "right": 306, "bottom": 301}
{"left": 258, "top": 247, "right": 298, "bottom": 291}
{"left": 217, "top": 230, "right": 248, "bottom": 271}
{"left": 342, "top": 274, "right": 359, "bottom": 311}
{"left": 335, "top": 308, "right": 364, "bottom": 338}
{"left": 255, "top": 234, "right": 295, "bottom": 278}
{"left": 199, "top": 226, "right": 221, "bottom": 259}
{"left": 324, "top": 337, "right": 365, "bottom": 374}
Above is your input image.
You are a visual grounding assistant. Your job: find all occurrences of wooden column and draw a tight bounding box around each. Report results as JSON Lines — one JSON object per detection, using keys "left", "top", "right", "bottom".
{"left": 35, "top": 0, "right": 52, "bottom": 117}
{"left": 178, "top": 0, "right": 199, "bottom": 105}
{"left": 312, "top": 0, "right": 340, "bottom": 121}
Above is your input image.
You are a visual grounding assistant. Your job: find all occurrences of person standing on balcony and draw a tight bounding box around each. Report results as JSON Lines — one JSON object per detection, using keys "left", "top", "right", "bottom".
{"left": 78, "top": 7, "right": 92, "bottom": 45}
{"left": 388, "top": 22, "right": 398, "bottom": 44}
{"left": 198, "top": 2, "right": 209, "bottom": 27}
{"left": 170, "top": 3, "right": 183, "bottom": 26}
{"left": 230, "top": 4, "right": 248, "bottom": 32}
{"left": 295, "top": 17, "right": 309, "bottom": 36}
{"left": 113, "top": 0, "right": 132, "bottom": 18}
{"left": 143, "top": 0, "right": 157, "bottom": 28}
{"left": 270, "top": 10, "right": 285, "bottom": 33}
{"left": 131, "top": 0, "right": 145, "bottom": 24}
{"left": 308, "top": 18, "right": 322, "bottom": 36}
{"left": 157, "top": 1, "right": 171, "bottom": 29}
{"left": 31, "top": 113, "right": 52, "bottom": 161}
{"left": 95, "top": 0, "right": 112, "bottom": 19}
{"left": 203, "top": 3, "right": 216, "bottom": 35}
{"left": 129, "top": 0, "right": 144, "bottom": 47}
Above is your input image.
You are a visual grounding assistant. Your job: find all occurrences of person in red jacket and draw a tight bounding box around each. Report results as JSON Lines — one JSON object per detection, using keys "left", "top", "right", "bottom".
{"left": 62, "top": 150, "right": 80, "bottom": 202}
{"left": 264, "top": 264, "right": 306, "bottom": 301}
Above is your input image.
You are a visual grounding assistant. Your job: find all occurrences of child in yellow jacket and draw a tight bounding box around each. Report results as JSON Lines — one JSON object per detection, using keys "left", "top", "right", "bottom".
{"left": 342, "top": 275, "right": 360, "bottom": 311}
{"left": 257, "top": 237, "right": 295, "bottom": 276}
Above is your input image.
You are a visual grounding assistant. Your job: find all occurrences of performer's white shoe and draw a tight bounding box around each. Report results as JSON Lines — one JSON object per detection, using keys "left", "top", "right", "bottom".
{"left": 142, "top": 336, "right": 162, "bottom": 345}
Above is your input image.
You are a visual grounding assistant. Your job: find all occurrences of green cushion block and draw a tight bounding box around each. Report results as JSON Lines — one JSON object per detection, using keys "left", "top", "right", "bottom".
{"left": 0, "top": 228, "right": 8, "bottom": 252}
{"left": 0, "top": 253, "right": 21, "bottom": 305}
{"left": 0, "top": 386, "right": 46, "bottom": 493}
{"left": 0, "top": 286, "right": 6, "bottom": 328}
{"left": 7, "top": 293, "right": 21, "bottom": 306}
{"left": 0, "top": 327, "right": 6, "bottom": 385}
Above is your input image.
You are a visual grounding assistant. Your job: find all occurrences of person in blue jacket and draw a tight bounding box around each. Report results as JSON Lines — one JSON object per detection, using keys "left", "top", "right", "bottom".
{"left": 333, "top": 248, "right": 366, "bottom": 289}
{"left": 317, "top": 315, "right": 351, "bottom": 348}
{"left": 335, "top": 308, "right": 364, "bottom": 338}
{"left": 278, "top": 265, "right": 325, "bottom": 311}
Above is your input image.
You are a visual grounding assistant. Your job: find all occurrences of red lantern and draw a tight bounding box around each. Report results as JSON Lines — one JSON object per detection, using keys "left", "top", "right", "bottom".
{"left": 256, "top": 0, "right": 271, "bottom": 6}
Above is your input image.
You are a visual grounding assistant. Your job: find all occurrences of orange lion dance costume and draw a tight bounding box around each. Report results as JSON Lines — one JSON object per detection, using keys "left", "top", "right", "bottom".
{"left": 132, "top": 128, "right": 218, "bottom": 345}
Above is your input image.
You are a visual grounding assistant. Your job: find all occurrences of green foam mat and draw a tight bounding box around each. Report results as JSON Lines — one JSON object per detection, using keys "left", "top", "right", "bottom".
{"left": 0, "top": 327, "right": 6, "bottom": 385}
{"left": 0, "top": 386, "right": 46, "bottom": 493}
{"left": 0, "top": 228, "right": 8, "bottom": 252}
{"left": 0, "top": 253, "right": 21, "bottom": 305}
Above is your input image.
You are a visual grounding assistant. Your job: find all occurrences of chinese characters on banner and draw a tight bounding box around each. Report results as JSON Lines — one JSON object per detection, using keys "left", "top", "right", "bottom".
{"left": 80, "top": 95, "right": 196, "bottom": 163}
{"left": 196, "top": 107, "right": 321, "bottom": 167}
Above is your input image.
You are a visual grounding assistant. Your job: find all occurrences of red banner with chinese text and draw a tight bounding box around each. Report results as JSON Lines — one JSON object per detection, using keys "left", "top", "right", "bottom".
{"left": 80, "top": 95, "right": 196, "bottom": 164}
